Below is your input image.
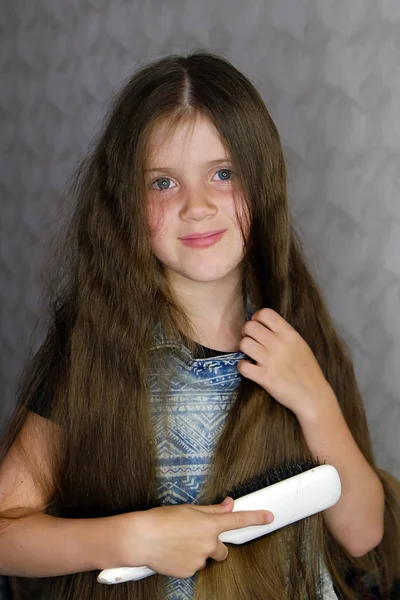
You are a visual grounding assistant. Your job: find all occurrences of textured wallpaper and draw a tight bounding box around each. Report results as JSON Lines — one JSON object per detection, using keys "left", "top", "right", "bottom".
{"left": 0, "top": 0, "right": 399, "bottom": 478}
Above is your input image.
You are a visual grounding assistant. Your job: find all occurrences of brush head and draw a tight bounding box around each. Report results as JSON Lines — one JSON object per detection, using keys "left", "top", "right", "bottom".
{"left": 215, "top": 458, "right": 322, "bottom": 503}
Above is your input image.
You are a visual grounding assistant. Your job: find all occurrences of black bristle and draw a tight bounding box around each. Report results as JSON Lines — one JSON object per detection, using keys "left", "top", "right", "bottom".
{"left": 215, "top": 458, "right": 322, "bottom": 503}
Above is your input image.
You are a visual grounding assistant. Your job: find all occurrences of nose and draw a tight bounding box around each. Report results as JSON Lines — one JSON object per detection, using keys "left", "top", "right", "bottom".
{"left": 180, "top": 183, "right": 217, "bottom": 221}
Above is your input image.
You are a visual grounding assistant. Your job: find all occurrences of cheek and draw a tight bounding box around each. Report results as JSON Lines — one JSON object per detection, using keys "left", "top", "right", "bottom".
{"left": 147, "top": 201, "right": 169, "bottom": 236}
{"left": 233, "top": 196, "right": 251, "bottom": 240}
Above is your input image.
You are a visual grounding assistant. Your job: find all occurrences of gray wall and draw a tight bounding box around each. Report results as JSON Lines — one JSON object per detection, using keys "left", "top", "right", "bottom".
{"left": 1, "top": 1, "right": 399, "bottom": 477}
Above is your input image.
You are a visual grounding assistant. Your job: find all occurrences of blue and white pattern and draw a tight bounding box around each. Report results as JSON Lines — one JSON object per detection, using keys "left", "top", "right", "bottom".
{"left": 150, "top": 357, "right": 243, "bottom": 505}
{"left": 147, "top": 297, "right": 337, "bottom": 600}
{"left": 149, "top": 351, "right": 244, "bottom": 599}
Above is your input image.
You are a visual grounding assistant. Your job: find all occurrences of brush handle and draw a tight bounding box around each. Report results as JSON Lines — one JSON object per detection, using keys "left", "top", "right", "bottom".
{"left": 97, "top": 565, "right": 155, "bottom": 584}
{"left": 219, "top": 464, "right": 341, "bottom": 543}
{"left": 97, "top": 464, "right": 341, "bottom": 585}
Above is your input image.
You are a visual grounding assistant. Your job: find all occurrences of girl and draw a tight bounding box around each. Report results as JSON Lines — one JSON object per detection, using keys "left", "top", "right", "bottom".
{"left": 0, "top": 51, "right": 399, "bottom": 600}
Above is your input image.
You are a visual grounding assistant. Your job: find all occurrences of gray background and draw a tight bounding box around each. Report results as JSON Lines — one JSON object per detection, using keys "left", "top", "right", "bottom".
{"left": 1, "top": 0, "right": 399, "bottom": 478}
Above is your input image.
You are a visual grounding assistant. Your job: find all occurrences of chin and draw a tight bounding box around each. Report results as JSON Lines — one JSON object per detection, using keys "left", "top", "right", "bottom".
{"left": 180, "top": 264, "right": 243, "bottom": 283}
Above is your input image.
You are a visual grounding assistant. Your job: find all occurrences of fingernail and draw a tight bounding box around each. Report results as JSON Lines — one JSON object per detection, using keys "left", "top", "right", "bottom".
{"left": 265, "top": 512, "right": 274, "bottom": 523}
{"left": 221, "top": 497, "right": 232, "bottom": 506}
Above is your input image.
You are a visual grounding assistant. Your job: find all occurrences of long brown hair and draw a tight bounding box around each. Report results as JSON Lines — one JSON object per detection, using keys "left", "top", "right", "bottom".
{"left": 1, "top": 51, "right": 399, "bottom": 600}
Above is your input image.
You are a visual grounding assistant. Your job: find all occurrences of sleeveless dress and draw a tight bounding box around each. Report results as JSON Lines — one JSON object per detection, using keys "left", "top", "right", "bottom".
{"left": 148, "top": 302, "right": 338, "bottom": 600}
{"left": 149, "top": 343, "right": 243, "bottom": 599}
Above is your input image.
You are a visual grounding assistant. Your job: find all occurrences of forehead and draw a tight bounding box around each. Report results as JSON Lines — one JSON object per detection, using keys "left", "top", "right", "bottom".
{"left": 145, "top": 114, "right": 230, "bottom": 165}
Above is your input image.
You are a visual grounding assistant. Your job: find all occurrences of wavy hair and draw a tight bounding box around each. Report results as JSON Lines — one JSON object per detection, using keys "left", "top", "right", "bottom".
{"left": 1, "top": 51, "right": 399, "bottom": 600}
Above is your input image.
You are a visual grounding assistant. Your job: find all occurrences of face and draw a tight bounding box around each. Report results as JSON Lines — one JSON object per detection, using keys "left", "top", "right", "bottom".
{"left": 145, "top": 115, "right": 249, "bottom": 288}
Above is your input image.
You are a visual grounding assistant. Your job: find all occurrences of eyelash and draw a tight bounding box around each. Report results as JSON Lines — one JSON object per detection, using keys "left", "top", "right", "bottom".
{"left": 150, "top": 168, "right": 234, "bottom": 191}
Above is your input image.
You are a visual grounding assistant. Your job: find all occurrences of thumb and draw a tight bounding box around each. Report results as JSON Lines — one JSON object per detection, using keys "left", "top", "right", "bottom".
{"left": 192, "top": 497, "right": 234, "bottom": 514}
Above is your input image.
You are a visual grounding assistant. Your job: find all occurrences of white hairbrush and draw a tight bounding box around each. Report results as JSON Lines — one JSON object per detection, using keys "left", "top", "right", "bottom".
{"left": 97, "top": 462, "right": 341, "bottom": 585}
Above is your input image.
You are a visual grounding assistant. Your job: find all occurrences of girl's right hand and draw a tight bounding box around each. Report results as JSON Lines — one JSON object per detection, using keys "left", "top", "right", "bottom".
{"left": 118, "top": 498, "right": 273, "bottom": 579}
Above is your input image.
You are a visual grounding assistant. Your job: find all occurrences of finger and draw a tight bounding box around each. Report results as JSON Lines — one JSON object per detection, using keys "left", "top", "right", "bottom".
{"left": 191, "top": 498, "right": 234, "bottom": 514}
{"left": 252, "top": 308, "right": 290, "bottom": 333}
{"left": 210, "top": 540, "right": 229, "bottom": 562}
{"left": 237, "top": 359, "right": 266, "bottom": 388}
{"left": 197, "top": 560, "right": 207, "bottom": 571}
{"left": 216, "top": 509, "right": 273, "bottom": 534}
{"left": 239, "top": 336, "right": 267, "bottom": 364}
{"left": 242, "top": 319, "right": 275, "bottom": 345}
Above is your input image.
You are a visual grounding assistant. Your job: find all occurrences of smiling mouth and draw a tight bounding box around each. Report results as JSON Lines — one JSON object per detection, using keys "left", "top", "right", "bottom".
{"left": 180, "top": 229, "right": 226, "bottom": 240}
{"left": 179, "top": 230, "right": 226, "bottom": 248}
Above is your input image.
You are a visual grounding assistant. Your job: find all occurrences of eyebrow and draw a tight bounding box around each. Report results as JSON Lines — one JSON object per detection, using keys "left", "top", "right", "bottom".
{"left": 144, "top": 158, "right": 232, "bottom": 173}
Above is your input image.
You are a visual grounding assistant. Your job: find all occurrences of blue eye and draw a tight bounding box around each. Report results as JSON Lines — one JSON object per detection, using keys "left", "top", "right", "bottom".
{"left": 151, "top": 177, "right": 176, "bottom": 191}
{"left": 215, "top": 168, "right": 233, "bottom": 181}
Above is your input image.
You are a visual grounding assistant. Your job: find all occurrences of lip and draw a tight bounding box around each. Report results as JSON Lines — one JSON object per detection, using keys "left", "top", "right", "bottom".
{"left": 180, "top": 229, "right": 226, "bottom": 240}
{"left": 180, "top": 230, "right": 226, "bottom": 248}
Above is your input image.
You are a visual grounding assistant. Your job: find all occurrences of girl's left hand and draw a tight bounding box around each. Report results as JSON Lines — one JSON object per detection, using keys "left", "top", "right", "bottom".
{"left": 237, "top": 308, "right": 336, "bottom": 418}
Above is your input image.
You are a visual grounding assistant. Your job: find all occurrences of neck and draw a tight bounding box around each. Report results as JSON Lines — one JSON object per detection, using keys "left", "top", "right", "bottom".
{"left": 168, "top": 270, "right": 247, "bottom": 352}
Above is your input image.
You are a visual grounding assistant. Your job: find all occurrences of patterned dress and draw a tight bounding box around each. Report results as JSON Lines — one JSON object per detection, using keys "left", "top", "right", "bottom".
{"left": 149, "top": 345, "right": 243, "bottom": 599}
{"left": 148, "top": 303, "right": 338, "bottom": 600}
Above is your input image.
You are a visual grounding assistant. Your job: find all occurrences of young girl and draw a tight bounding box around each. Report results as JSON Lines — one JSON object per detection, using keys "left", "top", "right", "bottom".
{"left": 0, "top": 51, "right": 399, "bottom": 600}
